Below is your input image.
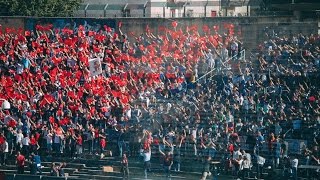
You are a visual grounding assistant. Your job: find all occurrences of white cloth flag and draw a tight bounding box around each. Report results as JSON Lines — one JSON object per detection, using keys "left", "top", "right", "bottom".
{"left": 89, "top": 58, "right": 102, "bottom": 76}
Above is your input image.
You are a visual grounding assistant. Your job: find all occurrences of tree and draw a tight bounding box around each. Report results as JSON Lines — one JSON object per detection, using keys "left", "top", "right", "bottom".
{"left": 0, "top": 0, "right": 82, "bottom": 17}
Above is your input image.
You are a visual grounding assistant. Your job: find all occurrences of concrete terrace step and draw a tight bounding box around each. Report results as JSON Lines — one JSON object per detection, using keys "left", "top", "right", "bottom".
{"left": 41, "top": 162, "right": 86, "bottom": 169}
{"left": 0, "top": 169, "right": 51, "bottom": 176}
{"left": 4, "top": 174, "right": 87, "bottom": 180}
{"left": 72, "top": 172, "right": 194, "bottom": 180}
{"left": 0, "top": 166, "right": 77, "bottom": 174}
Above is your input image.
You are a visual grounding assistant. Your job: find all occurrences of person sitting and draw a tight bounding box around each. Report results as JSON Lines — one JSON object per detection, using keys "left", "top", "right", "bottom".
{"left": 50, "top": 163, "right": 59, "bottom": 176}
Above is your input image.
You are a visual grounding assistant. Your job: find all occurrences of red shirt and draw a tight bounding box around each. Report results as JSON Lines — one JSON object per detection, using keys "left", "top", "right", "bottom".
{"left": 100, "top": 138, "right": 106, "bottom": 148}
{"left": 76, "top": 136, "right": 83, "bottom": 145}
{"left": 30, "top": 137, "right": 37, "bottom": 145}
{"left": 0, "top": 136, "right": 5, "bottom": 145}
{"left": 17, "top": 155, "right": 25, "bottom": 167}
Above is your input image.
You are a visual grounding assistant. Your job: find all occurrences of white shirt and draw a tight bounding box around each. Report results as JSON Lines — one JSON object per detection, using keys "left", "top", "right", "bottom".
{"left": 233, "top": 150, "right": 242, "bottom": 160}
{"left": 16, "top": 133, "right": 24, "bottom": 144}
{"left": 22, "top": 137, "right": 30, "bottom": 146}
{"left": 292, "top": 158, "right": 298, "bottom": 168}
{"left": 46, "top": 133, "right": 53, "bottom": 144}
{"left": 238, "top": 159, "right": 244, "bottom": 170}
{"left": 17, "top": 63, "right": 24, "bottom": 74}
{"left": 242, "top": 159, "right": 250, "bottom": 169}
{"left": 192, "top": 129, "right": 197, "bottom": 140}
{"left": 244, "top": 153, "right": 252, "bottom": 165}
{"left": 4, "top": 141, "right": 8, "bottom": 153}
{"left": 256, "top": 155, "right": 266, "bottom": 165}
{"left": 54, "top": 135, "right": 60, "bottom": 144}
{"left": 143, "top": 151, "right": 151, "bottom": 162}
{"left": 126, "top": 108, "right": 132, "bottom": 120}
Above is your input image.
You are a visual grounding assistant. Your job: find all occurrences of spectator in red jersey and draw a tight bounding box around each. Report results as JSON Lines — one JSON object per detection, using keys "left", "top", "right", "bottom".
{"left": 16, "top": 151, "right": 25, "bottom": 174}
{"left": 75, "top": 133, "right": 83, "bottom": 158}
{"left": 98, "top": 129, "right": 107, "bottom": 155}
{"left": 121, "top": 153, "right": 129, "bottom": 179}
{"left": 29, "top": 134, "right": 39, "bottom": 154}
{"left": 0, "top": 132, "right": 5, "bottom": 147}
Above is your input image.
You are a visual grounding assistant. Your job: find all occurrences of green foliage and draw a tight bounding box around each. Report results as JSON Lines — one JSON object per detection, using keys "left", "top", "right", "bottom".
{"left": 0, "top": 0, "right": 82, "bottom": 17}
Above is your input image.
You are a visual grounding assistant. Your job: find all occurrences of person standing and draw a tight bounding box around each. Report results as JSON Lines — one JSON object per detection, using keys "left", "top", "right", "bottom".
{"left": 201, "top": 156, "right": 212, "bottom": 180}
{"left": 241, "top": 155, "right": 251, "bottom": 179}
{"left": 46, "top": 130, "right": 53, "bottom": 154}
{"left": 291, "top": 155, "right": 298, "bottom": 180}
{"left": 254, "top": 146, "right": 265, "bottom": 179}
{"left": 16, "top": 151, "right": 25, "bottom": 174}
{"left": 173, "top": 136, "right": 184, "bottom": 172}
{"left": 118, "top": 128, "right": 125, "bottom": 157}
{"left": 53, "top": 132, "right": 61, "bottom": 156}
{"left": 75, "top": 133, "right": 83, "bottom": 158}
{"left": 273, "top": 137, "right": 282, "bottom": 169}
{"left": 21, "top": 134, "right": 30, "bottom": 159}
{"left": 160, "top": 150, "right": 173, "bottom": 179}
{"left": 33, "top": 153, "right": 42, "bottom": 174}
{"left": 3, "top": 139, "right": 9, "bottom": 166}
{"left": 142, "top": 147, "right": 151, "bottom": 179}
{"left": 121, "top": 153, "right": 129, "bottom": 179}
{"left": 0, "top": 136, "right": 7, "bottom": 166}
{"left": 16, "top": 130, "right": 24, "bottom": 153}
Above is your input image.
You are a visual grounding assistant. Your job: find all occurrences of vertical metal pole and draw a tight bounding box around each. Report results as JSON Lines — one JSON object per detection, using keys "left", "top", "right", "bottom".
{"left": 204, "top": 0, "right": 208, "bottom": 17}
{"left": 104, "top": 4, "right": 108, "bottom": 17}
{"left": 143, "top": 1, "right": 147, "bottom": 17}
{"left": 85, "top": 4, "right": 89, "bottom": 17}
{"left": 163, "top": 6, "right": 165, "bottom": 18}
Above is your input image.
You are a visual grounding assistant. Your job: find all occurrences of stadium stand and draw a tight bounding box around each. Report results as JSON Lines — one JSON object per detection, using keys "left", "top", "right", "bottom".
{"left": 0, "top": 19, "right": 319, "bottom": 180}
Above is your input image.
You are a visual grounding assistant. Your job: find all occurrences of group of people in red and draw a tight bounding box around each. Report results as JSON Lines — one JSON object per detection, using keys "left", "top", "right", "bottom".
{"left": 0, "top": 19, "right": 238, "bottom": 176}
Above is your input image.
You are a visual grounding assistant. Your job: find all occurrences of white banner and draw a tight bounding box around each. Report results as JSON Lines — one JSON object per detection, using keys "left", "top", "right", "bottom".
{"left": 89, "top": 58, "right": 102, "bottom": 76}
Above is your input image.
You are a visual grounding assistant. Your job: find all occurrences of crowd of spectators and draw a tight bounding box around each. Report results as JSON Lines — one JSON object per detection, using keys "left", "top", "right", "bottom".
{"left": 0, "top": 21, "right": 319, "bottom": 179}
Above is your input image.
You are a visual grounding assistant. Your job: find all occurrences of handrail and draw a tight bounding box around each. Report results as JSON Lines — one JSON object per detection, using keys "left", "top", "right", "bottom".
{"left": 195, "top": 49, "right": 246, "bottom": 82}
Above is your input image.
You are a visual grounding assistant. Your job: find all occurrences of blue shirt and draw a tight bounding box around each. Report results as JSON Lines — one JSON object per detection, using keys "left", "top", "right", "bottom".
{"left": 33, "top": 155, "right": 41, "bottom": 166}
{"left": 22, "top": 58, "right": 31, "bottom": 69}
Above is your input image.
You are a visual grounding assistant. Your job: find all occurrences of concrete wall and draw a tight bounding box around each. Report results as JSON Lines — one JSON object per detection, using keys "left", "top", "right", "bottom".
{"left": 114, "top": 17, "right": 317, "bottom": 50}
{"left": 0, "top": 17, "right": 25, "bottom": 31}
{"left": 0, "top": 16, "right": 317, "bottom": 51}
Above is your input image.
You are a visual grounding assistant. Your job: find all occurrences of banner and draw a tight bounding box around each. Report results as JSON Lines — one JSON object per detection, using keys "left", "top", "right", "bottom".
{"left": 89, "top": 58, "right": 102, "bottom": 76}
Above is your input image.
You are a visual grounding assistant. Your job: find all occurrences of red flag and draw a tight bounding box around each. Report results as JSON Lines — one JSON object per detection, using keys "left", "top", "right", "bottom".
{"left": 145, "top": 25, "right": 150, "bottom": 33}
{"left": 158, "top": 26, "right": 166, "bottom": 32}
{"left": 49, "top": 116, "right": 54, "bottom": 124}
{"left": 5, "top": 27, "right": 12, "bottom": 34}
{"left": 17, "top": 28, "right": 23, "bottom": 35}
{"left": 36, "top": 25, "right": 44, "bottom": 31}
{"left": 78, "top": 25, "right": 84, "bottom": 31}
{"left": 171, "top": 21, "right": 178, "bottom": 28}
{"left": 120, "top": 95, "right": 129, "bottom": 104}
{"left": 118, "top": 21, "right": 122, "bottom": 28}
{"left": 78, "top": 31, "right": 85, "bottom": 38}
{"left": 202, "top": 25, "right": 210, "bottom": 34}
{"left": 88, "top": 31, "right": 95, "bottom": 36}
{"left": 213, "top": 25, "right": 219, "bottom": 31}
{"left": 24, "top": 31, "right": 31, "bottom": 37}
{"left": 111, "top": 90, "right": 121, "bottom": 98}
